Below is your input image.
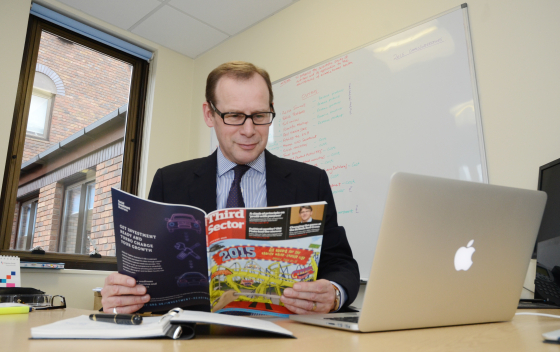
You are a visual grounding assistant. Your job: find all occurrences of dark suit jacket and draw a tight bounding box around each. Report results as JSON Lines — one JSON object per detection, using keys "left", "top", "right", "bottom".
{"left": 148, "top": 149, "right": 360, "bottom": 307}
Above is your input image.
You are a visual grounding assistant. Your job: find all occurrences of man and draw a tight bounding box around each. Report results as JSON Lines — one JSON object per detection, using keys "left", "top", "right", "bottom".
{"left": 101, "top": 62, "right": 360, "bottom": 315}
{"left": 298, "top": 205, "right": 321, "bottom": 224}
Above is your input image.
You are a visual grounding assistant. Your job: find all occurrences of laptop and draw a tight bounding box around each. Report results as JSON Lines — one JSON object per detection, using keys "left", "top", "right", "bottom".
{"left": 290, "top": 172, "right": 547, "bottom": 332}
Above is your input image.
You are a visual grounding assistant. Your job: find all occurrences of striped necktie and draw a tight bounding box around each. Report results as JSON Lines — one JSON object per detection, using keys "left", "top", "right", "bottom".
{"left": 225, "top": 164, "right": 250, "bottom": 208}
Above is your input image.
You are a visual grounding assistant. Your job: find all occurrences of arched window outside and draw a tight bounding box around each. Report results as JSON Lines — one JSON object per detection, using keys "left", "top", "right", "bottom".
{"left": 27, "top": 71, "right": 58, "bottom": 140}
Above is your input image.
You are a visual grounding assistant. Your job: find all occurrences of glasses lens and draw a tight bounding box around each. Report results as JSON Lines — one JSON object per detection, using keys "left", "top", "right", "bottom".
{"left": 252, "top": 113, "right": 273, "bottom": 125}
{"left": 223, "top": 113, "right": 246, "bottom": 125}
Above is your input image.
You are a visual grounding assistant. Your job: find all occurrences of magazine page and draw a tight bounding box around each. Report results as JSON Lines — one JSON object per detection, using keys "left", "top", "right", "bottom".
{"left": 206, "top": 202, "right": 326, "bottom": 317}
{"left": 111, "top": 188, "right": 210, "bottom": 313}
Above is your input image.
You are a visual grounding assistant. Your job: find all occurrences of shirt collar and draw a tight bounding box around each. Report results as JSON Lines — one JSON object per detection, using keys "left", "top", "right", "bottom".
{"left": 216, "top": 147, "right": 266, "bottom": 177}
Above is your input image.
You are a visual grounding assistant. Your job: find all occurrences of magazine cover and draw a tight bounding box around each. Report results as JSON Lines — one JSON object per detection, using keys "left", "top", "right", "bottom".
{"left": 207, "top": 204, "right": 325, "bottom": 317}
{"left": 111, "top": 188, "right": 326, "bottom": 316}
{"left": 112, "top": 189, "right": 210, "bottom": 313}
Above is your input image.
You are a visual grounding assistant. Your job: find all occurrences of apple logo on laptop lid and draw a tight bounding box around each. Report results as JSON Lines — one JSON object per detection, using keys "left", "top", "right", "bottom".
{"left": 454, "top": 240, "right": 475, "bottom": 271}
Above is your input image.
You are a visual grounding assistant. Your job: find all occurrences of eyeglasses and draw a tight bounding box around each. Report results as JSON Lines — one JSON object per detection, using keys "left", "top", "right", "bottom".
{"left": 209, "top": 101, "right": 275, "bottom": 126}
{"left": 33, "top": 295, "right": 67, "bottom": 310}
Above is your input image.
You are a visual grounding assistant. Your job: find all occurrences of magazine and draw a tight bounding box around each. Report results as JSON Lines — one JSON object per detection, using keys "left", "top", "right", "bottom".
{"left": 111, "top": 188, "right": 326, "bottom": 317}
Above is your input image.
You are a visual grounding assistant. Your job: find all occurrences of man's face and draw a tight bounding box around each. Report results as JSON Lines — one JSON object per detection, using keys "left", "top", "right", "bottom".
{"left": 203, "top": 74, "right": 271, "bottom": 165}
{"left": 300, "top": 208, "right": 312, "bottom": 222}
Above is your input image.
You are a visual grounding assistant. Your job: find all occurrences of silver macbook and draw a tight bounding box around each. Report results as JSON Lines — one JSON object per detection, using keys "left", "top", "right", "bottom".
{"left": 290, "top": 172, "right": 547, "bottom": 332}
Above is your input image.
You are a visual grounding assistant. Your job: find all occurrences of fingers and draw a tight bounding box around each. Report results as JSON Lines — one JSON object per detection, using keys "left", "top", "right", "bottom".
{"left": 292, "top": 280, "right": 332, "bottom": 293}
{"left": 101, "top": 283, "right": 147, "bottom": 297}
{"left": 101, "top": 292, "right": 150, "bottom": 313}
{"left": 283, "top": 288, "right": 328, "bottom": 302}
{"left": 283, "top": 302, "right": 319, "bottom": 315}
{"left": 103, "top": 302, "right": 146, "bottom": 314}
{"left": 284, "top": 279, "right": 333, "bottom": 301}
{"left": 281, "top": 280, "right": 335, "bottom": 314}
{"left": 101, "top": 273, "right": 150, "bottom": 314}
{"left": 105, "top": 273, "right": 137, "bottom": 287}
{"left": 281, "top": 296, "right": 331, "bottom": 314}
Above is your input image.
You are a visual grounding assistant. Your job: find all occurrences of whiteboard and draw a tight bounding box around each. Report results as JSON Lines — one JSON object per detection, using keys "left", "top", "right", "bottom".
{"left": 211, "top": 5, "right": 487, "bottom": 279}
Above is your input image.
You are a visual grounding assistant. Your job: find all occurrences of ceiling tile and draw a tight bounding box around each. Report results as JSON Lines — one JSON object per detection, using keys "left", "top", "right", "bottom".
{"left": 168, "top": 0, "right": 294, "bottom": 35}
{"left": 131, "top": 5, "right": 229, "bottom": 58}
{"left": 57, "top": 0, "right": 162, "bottom": 30}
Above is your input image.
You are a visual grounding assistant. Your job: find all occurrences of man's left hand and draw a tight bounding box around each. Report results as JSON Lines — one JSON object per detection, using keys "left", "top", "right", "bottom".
{"left": 281, "top": 279, "right": 335, "bottom": 314}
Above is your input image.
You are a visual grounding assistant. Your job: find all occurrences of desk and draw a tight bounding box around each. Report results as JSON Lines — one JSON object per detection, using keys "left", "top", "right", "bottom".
{"left": 2, "top": 308, "right": 559, "bottom": 351}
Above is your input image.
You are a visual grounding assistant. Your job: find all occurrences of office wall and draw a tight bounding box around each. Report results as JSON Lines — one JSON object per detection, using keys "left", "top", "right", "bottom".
{"left": 190, "top": 0, "right": 560, "bottom": 191}
{"left": 0, "top": 0, "right": 31, "bottom": 192}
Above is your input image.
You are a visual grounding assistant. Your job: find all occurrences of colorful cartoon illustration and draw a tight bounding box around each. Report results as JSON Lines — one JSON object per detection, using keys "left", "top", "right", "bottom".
{"left": 209, "top": 241, "right": 321, "bottom": 316}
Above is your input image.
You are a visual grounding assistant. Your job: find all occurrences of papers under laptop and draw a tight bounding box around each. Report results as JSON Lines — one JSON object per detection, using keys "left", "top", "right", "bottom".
{"left": 290, "top": 172, "right": 547, "bottom": 332}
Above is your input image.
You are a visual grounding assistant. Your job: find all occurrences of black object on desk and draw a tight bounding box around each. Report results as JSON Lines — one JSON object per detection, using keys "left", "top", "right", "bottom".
{"left": 89, "top": 313, "right": 143, "bottom": 325}
{"left": 0, "top": 288, "right": 66, "bottom": 310}
{"left": 518, "top": 299, "right": 560, "bottom": 309}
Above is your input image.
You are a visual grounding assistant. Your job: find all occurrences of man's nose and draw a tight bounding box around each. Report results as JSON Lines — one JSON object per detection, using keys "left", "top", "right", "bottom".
{"left": 240, "top": 117, "right": 256, "bottom": 136}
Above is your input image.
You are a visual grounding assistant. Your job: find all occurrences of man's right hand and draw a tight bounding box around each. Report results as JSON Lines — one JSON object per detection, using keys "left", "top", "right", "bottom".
{"left": 101, "top": 273, "right": 150, "bottom": 313}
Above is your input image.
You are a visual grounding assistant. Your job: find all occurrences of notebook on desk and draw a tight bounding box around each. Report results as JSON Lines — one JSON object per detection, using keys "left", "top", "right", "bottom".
{"left": 31, "top": 308, "right": 294, "bottom": 339}
{"left": 291, "top": 172, "right": 547, "bottom": 332}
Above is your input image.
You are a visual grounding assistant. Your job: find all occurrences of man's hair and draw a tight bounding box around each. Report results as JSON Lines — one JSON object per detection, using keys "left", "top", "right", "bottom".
{"left": 299, "top": 206, "right": 313, "bottom": 213}
{"left": 206, "top": 61, "right": 274, "bottom": 106}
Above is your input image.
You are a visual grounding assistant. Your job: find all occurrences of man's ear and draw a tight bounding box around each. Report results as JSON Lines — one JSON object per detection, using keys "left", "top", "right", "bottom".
{"left": 203, "top": 101, "right": 215, "bottom": 128}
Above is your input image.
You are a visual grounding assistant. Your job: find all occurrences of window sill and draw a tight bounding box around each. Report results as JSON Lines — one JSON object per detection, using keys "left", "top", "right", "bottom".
{"left": 0, "top": 250, "right": 117, "bottom": 271}
{"left": 21, "top": 268, "right": 115, "bottom": 275}
{"left": 24, "top": 133, "right": 49, "bottom": 141}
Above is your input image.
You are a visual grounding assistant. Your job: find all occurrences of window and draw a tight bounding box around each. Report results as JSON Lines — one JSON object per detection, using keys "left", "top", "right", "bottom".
{"left": 59, "top": 180, "right": 96, "bottom": 255}
{"left": 15, "top": 198, "right": 39, "bottom": 250}
{"left": 27, "top": 89, "right": 53, "bottom": 139}
{"left": 26, "top": 70, "right": 60, "bottom": 140}
{"left": 0, "top": 14, "right": 150, "bottom": 270}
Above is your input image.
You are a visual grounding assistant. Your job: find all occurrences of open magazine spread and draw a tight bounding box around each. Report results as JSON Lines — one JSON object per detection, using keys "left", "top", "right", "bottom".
{"left": 111, "top": 188, "right": 326, "bottom": 316}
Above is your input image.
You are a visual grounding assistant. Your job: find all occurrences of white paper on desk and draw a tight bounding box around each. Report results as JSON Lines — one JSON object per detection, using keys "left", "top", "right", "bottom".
{"left": 31, "top": 315, "right": 171, "bottom": 339}
{"left": 171, "top": 310, "right": 295, "bottom": 338}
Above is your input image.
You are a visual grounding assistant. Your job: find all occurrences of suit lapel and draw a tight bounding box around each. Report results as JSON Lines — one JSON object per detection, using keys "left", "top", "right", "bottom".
{"left": 189, "top": 151, "right": 218, "bottom": 213}
{"left": 265, "top": 150, "right": 297, "bottom": 206}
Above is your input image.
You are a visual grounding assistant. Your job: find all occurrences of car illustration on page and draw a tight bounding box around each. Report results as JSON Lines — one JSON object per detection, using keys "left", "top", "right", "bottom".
{"left": 165, "top": 213, "right": 202, "bottom": 233}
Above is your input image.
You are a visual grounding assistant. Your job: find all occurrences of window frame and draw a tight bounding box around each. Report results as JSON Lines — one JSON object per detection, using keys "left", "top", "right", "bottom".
{"left": 0, "top": 15, "right": 149, "bottom": 270}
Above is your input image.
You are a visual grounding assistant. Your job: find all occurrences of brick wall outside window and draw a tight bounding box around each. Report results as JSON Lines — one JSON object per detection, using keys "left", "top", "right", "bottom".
{"left": 13, "top": 154, "right": 123, "bottom": 254}
{"left": 90, "top": 155, "right": 123, "bottom": 256}
{"left": 23, "top": 31, "right": 131, "bottom": 162}
{"left": 32, "top": 182, "right": 64, "bottom": 251}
